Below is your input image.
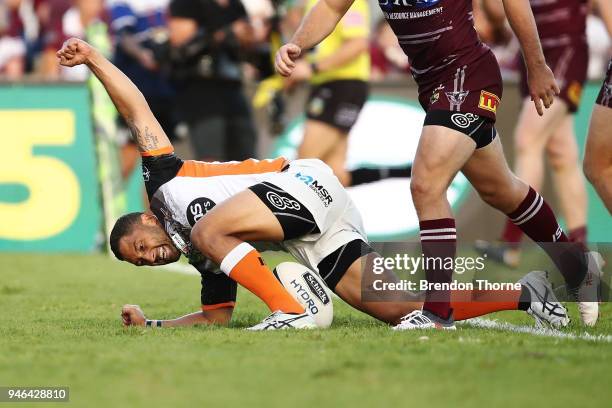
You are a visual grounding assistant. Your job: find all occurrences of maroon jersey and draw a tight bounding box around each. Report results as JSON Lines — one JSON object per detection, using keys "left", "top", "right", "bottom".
{"left": 378, "top": 0, "right": 489, "bottom": 89}
{"left": 530, "top": 0, "right": 587, "bottom": 46}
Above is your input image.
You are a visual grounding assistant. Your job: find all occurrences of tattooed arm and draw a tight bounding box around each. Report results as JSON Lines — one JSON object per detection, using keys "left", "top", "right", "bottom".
{"left": 57, "top": 38, "right": 172, "bottom": 154}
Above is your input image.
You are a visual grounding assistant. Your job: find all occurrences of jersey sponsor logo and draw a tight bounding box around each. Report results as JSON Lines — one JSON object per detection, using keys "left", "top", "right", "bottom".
{"left": 379, "top": 0, "right": 441, "bottom": 9}
{"left": 451, "top": 113, "right": 479, "bottom": 129}
{"left": 266, "top": 191, "right": 302, "bottom": 211}
{"left": 186, "top": 197, "right": 216, "bottom": 227}
{"left": 335, "top": 104, "right": 360, "bottom": 127}
{"left": 553, "top": 226, "right": 563, "bottom": 242}
{"left": 294, "top": 172, "right": 334, "bottom": 207}
{"left": 288, "top": 279, "right": 319, "bottom": 315}
{"left": 445, "top": 91, "right": 469, "bottom": 108}
{"left": 142, "top": 165, "right": 150, "bottom": 182}
{"left": 380, "top": 0, "right": 443, "bottom": 19}
{"left": 430, "top": 84, "right": 444, "bottom": 105}
{"left": 567, "top": 81, "right": 583, "bottom": 106}
{"left": 478, "top": 90, "right": 500, "bottom": 113}
{"left": 308, "top": 97, "right": 325, "bottom": 117}
{"left": 382, "top": 7, "right": 443, "bottom": 19}
{"left": 302, "top": 272, "right": 331, "bottom": 305}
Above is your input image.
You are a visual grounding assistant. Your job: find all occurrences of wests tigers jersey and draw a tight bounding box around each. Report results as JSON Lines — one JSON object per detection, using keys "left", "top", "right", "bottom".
{"left": 142, "top": 149, "right": 287, "bottom": 262}
{"left": 140, "top": 148, "right": 287, "bottom": 311}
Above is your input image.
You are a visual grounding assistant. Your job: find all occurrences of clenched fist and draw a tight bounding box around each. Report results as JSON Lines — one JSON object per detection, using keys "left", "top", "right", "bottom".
{"left": 121, "top": 304, "right": 146, "bottom": 327}
{"left": 56, "top": 38, "right": 94, "bottom": 67}
{"left": 275, "top": 43, "right": 302, "bottom": 77}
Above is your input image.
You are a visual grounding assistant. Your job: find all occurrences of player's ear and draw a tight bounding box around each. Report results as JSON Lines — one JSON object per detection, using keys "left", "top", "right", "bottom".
{"left": 140, "top": 212, "right": 158, "bottom": 226}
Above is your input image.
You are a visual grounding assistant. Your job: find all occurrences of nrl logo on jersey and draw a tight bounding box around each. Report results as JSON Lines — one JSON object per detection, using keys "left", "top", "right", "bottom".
{"left": 379, "top": 0, "right": 441, "bottom": 9}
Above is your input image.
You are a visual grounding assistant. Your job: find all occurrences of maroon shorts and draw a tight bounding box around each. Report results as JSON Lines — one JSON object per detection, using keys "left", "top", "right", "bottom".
{"left": 419, "top": 50, "right": 503, "bottom": 124}
{"left": 595, "top": 58, "right": 612, "bottom": 108}
{"left": 519, "top": 40, "right": 588, "bottom": 113}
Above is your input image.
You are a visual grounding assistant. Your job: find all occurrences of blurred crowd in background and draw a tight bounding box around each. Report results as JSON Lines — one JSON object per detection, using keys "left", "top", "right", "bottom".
{"left": 0, "top": 0, "right": 610, "bottom": 165}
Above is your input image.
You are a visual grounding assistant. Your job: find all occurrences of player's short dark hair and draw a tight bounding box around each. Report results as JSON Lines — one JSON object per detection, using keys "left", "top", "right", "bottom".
{"left": 109, "top": 212, "right": 144, "bottom": 260}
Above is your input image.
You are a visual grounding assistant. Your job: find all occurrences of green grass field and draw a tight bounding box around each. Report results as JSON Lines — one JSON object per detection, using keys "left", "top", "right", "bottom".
{"left": 1, "top": 253, "right": 611, "bottom": 407}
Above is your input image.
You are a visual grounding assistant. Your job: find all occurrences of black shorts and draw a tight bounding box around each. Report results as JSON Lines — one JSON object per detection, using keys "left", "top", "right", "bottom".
{"left": 306, "top": 80, "right": 369, "bottom": 132}
{"left": 424, "top": 110, "right": 498, "bottom": 149}
{"left": 248, "top": 181, "right": 320, "bottom": 240}
{"left": 317, "top": 239, "right": 374, "bottom": 290}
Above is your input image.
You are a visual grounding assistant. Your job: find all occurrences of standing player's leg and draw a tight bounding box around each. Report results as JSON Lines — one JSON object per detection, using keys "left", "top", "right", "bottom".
{"left": 323, "top": 135, "right": 350, "bottom": 186}
{"left": 190, "top": 189, "right": 306, "bottom": 316}
{"left": 584, "top": 59, "right": 612, "bottom": 214}
{"left": 584, "top": 104, "right": 612, "bottom": 214}
{"left": 546, "top": 114, "right": 588, "bottom": 241}
{"left": 514, "top": 98, "right": 567, "bottom": 193}
{"left": 299, "top": 81, "right": 412, "bottom": 187}
{"left": 408, "top": 124, "right": 477, "bottom": 325}
{"left": 462, "top": 134, "right": 598, "bottom": 324}
{"left": 298, "top": 119, "right": 351, "bottom": 185}
{"left": 476, "top": 100, "right": 568, "bottom": 266}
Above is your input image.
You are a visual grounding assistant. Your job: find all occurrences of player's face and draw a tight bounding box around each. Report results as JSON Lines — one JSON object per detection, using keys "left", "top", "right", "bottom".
{"left": 119, "top": 222, "right": 181, "bottom": 267}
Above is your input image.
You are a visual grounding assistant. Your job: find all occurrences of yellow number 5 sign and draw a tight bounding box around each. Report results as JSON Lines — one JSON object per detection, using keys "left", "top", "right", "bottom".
{"left": 0, "top": 86, "right": 101, "bottom": 251}
{"left": 0, "top": 111, "right": 79, "bottom": 240}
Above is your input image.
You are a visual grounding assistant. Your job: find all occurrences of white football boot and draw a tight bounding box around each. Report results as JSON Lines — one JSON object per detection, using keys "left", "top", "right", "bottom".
{"left": 571, "top": 252, "right": 604, "bottom": 327}
{"left": 393, "top": 310, "right": 456, "bottom": 331}
{"left": 247, "top": 311, "right": 317, "bottom": 331}
{"left": 519, "top": 271, "right": 570, "bottom": 328}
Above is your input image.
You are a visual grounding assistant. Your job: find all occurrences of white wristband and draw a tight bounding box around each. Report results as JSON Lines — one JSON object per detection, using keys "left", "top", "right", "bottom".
{"left": 145, "top": 320, "right": 162, "bottom": 328}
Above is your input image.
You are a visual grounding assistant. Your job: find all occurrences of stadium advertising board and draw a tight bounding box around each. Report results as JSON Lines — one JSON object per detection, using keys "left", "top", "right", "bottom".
{"left": 0, "top": 84, "right": 101, "bottom": 251}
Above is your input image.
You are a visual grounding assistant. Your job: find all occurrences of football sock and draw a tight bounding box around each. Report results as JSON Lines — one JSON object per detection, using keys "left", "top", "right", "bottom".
{"left": 220, "top": 243, "right": 304, "bottom": 314}
{"left": 349, "top": 165, "right": 412, "bottom": 186}
{"left": 450, "top": 286, "right": 529, "bottom": 321}
{"left": 568, "top": 226, "right": 587, "bottom": 243}
{"left": 501, "top": 219, "right": 524, "bottom": 248}
{"left": 420, "top": 218, "right": 456, "bottom": 320}
{"left": 502, "top": 217, "right": 588, "bottom": 247}
{"left": 506, "top": 187, "right": 587, "bottom": 289}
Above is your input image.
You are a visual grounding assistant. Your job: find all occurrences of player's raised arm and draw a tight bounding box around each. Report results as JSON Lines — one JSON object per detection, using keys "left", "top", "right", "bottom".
{"left": 501, "top": 0, "right": 560, "bottom": 116}
{"left": 275, "top": 0, "right": 355, "bottom": 76}
{"left": 57, "top": 38, "right": 173, "bottom": 155}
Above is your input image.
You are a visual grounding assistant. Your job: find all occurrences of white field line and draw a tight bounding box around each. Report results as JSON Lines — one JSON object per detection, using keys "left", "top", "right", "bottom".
{"left": 463, "top": 318, "right": 612, "bottom": 343}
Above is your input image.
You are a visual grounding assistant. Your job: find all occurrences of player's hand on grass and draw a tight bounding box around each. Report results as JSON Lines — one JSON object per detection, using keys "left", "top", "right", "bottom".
{"left": 121, "top": 304, "right": 146, "bottom": 327}
{"left": 527, "top": 61, "right": 560, "bottom": 116}
{"left": 56, "top": 38, "right": 94, "bottom": 67}
{"left": 275, "top": 43, "right": 302, "bottom": 77}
